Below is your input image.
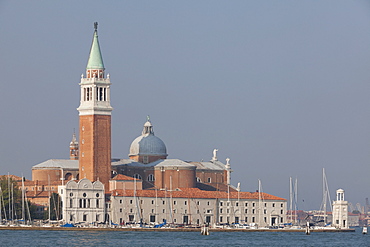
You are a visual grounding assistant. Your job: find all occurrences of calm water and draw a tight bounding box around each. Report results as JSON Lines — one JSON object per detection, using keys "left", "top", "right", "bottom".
{"left": 0, "top": 228, "right": 368, "bottom": 246}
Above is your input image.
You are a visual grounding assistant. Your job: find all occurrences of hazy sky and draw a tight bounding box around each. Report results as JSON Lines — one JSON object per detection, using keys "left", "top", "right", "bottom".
{"left": 1, "top": 1, "right": 370, "bottom": 210}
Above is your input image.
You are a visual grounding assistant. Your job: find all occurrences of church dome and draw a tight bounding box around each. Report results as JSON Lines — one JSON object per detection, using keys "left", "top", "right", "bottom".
{"left": 129, "top": 118, "right": 167, "bottom": 158}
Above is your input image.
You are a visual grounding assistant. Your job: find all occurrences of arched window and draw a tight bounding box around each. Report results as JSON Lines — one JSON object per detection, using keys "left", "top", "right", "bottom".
{"left": 65, "top": 173, "right": 72, "bottom": 181}
{"left": 147, "top": 174, "right": 155, "bottom": 182}
{"left": 196, "top": 177, "right": 201, "bottom": 182}
{"left": 133, "top": 174, "right": 142, "bottom": 180}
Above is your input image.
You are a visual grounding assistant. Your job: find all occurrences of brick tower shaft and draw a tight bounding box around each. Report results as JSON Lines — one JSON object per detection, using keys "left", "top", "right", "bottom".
{"left": 77, "top": 22, "right": 113, "bottom": 191}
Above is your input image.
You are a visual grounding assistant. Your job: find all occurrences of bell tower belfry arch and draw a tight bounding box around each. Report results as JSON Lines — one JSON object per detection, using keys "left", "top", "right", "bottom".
{"left": 77, "top": 22, "right": 113, "bottom": 190}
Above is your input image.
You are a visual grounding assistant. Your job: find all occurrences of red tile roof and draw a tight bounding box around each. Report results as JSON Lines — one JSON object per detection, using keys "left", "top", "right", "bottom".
{"left": 0, "top": 175, "right": 30, "bottom": 181}
{"left": 111, "top": 188, "right": 286, "bottom": 201}
{"left": 111, "top": 174, "right": 139, "bottom": 181}
{"left": 25, "top": 191, "right": 51, "bottom": 198}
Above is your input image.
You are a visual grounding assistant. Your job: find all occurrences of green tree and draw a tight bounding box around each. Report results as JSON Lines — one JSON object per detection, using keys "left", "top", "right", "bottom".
{"left": 0, "top": 176, "right": 38, "bottom": 221}
{"left": 0, "top": 176, "right": 22, "bottom": 220}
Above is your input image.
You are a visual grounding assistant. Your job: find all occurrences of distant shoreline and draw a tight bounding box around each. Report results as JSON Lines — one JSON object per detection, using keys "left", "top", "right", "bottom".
{"left": 0, "top": 226, "right": 356, "bottom": 232}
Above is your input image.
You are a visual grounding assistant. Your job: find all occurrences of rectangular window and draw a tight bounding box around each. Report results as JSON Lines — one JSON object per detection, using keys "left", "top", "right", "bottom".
{"left": 96, "top": 199, "right": 99, "bottom": 208}
{"left": 150, "top": 215, "right": 156, "bottom": 223}
{"left": 252, "top": 203, "right": 255, "bottom": 207}
{"left": 83, "top": 214, "right": 87, "bottom": 221}
{"left": 220, "top": 202, "right": 223, "bottom": 206}
{"left": 220, "top": 216, "right": 223, "bottom": 222}
{"left": 70, "top": 199, "right": 73, "bottom": 208}
{"left": 252, "top": 217, "right": 255, "bottom": 223}
{"left": 236, "top": 202, "right": 239, "bottom": 206}
{"left": 245, "top": 203, "right": 248, "bottom": 207}
{"left": 120, "top": 200, "right": 122, "bottom": 204}
{"left": 245, "top": 209, "right": 248, "bottom": 213}
{"left": 143, "top": 156, "right": 149, "bottom": 164}
{"left": 205, "top": 216, "right": 211, "bottom": 223}
{"left": 96, "top": 215, "right": 100, "bottom": 222}
{"left": 130, "top": 200, "right": 133, "bottom": 204}
{"left": 129, "top": 215, "right": 134, "bottom": 222}
{"left": 245, "top": 217, "right": 248, "bottom": 223}
{"left": 185, "top": 201, "right": 187, "bottom": 205}
{"left": 235, "top": 217, "right": 239, "bottom": 224}
{"left": 174, "top": 201, "right": 176, "bottom": 205}
{"left": 183, "top": 215, "right": 189, "bottom": 224}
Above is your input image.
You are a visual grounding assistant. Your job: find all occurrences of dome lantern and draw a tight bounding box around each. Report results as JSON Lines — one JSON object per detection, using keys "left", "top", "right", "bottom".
{"left": 129, "top": 117, "right": 168, "bottom": 164}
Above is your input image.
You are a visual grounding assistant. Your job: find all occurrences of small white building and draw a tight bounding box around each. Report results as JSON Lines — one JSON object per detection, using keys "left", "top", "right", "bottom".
{"left": 58, "top": 178, "right": 105, "bottom": 224}
{"left": 332, "top": 189, "right": 348, "bottom": 229}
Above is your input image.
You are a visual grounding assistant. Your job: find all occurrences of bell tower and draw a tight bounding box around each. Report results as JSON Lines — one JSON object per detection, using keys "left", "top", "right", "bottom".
{"left": 77, "top": 22, "right": 112, "bottom": 190}
{"left": 69, "top": 132, "right": 79, "bottom": 160}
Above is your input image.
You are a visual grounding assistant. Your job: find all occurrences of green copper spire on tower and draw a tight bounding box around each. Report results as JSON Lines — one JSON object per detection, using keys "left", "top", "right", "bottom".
{"left": 86, "top": 22, "right": 104, "bottom": 70}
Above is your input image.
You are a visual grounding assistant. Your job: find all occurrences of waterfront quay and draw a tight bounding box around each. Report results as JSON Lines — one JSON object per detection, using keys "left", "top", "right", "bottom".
{"left": 0, "top": 226, "right": 355, "bottom": 232}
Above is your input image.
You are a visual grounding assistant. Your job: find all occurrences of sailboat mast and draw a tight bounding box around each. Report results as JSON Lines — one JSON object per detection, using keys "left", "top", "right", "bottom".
{"left": 323, "top": 168, "right": 327, "bottom": 225}
{"left": 8, "top": 174, "right": 10, "bottom": 222}
{"left": 0, "top": 187, "right": 7, "bottom": 221}
{"left": 258, "top": 179, "right": 262, "bottom": 227}
{"left": 11, "top": 183, "right": 14, "bottom": 221}
{"left": 48, "top": 175, "right": 51, "bottom": 223}
{"left": 22, "top": 176, "right": 25, "bottom": 222}
{"left": 295, "top": 178, "right": 298, "bottom": 224}
{"left": 289, "top": 177, "right": 292, "bottom": 224}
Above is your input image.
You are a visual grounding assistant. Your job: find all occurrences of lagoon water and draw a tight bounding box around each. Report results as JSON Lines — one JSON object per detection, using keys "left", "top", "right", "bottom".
{"left": 0, "top": 228, "right": 368, "bottom": 246}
